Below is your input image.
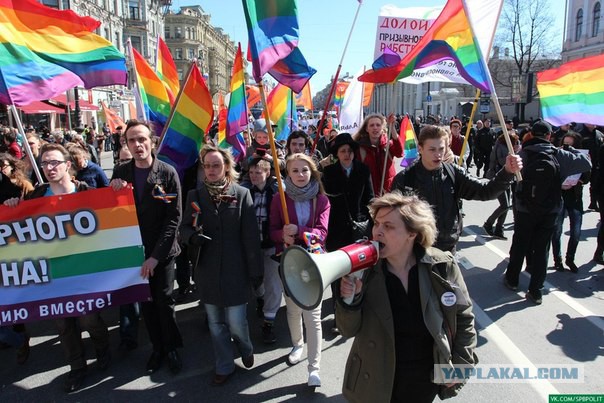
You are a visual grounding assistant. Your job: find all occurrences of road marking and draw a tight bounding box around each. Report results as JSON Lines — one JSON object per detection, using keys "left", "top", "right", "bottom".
{"left": 462, "top": 227, "right": 604, "bottom": 333}
{"left": 472, "top": 302, "right": 560, "bottom": 400}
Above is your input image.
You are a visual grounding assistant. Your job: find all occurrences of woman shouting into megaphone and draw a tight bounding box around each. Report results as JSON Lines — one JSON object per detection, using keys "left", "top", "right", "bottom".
{"left": 336, "top": 192, "right": 477, "bottom": 403}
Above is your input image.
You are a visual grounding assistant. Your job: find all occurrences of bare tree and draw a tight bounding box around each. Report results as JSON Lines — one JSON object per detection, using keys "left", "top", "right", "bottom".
{"left": 493, "top": 0, "right": 561, "bottom": 121}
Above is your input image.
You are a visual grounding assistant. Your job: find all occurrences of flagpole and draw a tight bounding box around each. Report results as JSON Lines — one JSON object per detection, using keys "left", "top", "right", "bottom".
{"left": 157, "top": 60, "right": 196, "bottom": 148}
{"left": 126, "top": 38, "right": 149, "bottom": 122}
{"left": 9, "top": 105, "right": 43, "bottom": 184}
{"left": 311, "top": 0, "right": 363, "bottom": 153}
{"left": 378, "top": 83, "right": 398, "bottom": 195}
{"left": 461, "top": 0, "right": 521, "bottom": 181}
{"left": 258, "top": 81, "right": 289, "bottom": 225}
{"left": 458, "top": 89, "right": 481, "bottom": 166}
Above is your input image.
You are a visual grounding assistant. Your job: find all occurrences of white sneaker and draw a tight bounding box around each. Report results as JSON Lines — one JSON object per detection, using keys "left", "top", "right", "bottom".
{"left": 308, "top": 370, "right": 321, "bottom": 387}
{"left": 288, "top": 346, "right": 303, "bottom": 365}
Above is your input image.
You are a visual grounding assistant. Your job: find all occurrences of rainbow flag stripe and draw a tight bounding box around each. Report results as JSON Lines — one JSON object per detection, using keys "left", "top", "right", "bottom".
{"left": 0, "top": 187, "right": 148, "bottom": 324}
{"left": 267, "top": 83, "right": 296, "bottom": 141}
{"left": 132, "top": 47, "right": 171, "bottom": 131}
{"left": 399, "top": 116, "right": 419, "bottom": 168}
{"left": 158, "top": 63, "right": 214, "bottom": 174}
{"left": 157, "top": 37, "right": 180, "bottom": 105}
{"left": 0, "top": 0, "right": 127, "bottom": 106}
{"left": 360, "top": 0, "right": 491, "bottom": 93}
{"left": 537, "top": 53, "right": 604, "bottom": 126}
{"left": 226, "top": 43, "right": 248, "bottom": 160}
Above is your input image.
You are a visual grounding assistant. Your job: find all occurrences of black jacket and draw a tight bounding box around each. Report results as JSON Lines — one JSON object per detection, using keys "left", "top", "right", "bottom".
{"left": 322, "top": 160, "right": 374, "bottom": 251}
{"left": 244, "top": 176, "right": 279, "bottom": 249}
{"left": 392, "top": 160, "right": 513, "bottom": 252}
{"left": 111, "top": 158, "right": 182, "bottom": 261}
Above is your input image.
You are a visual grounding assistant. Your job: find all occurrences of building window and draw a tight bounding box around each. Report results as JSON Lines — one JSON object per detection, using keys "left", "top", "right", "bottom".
{"left": 61, "top": 0, "right": 70, "bottom": 9}
{"left": 188, "top": 48, "right": 195, "bottom": 60}
{"left": 131, "top": 36, "right": 142, "bottom": 54}
{"left": 178, "top": 69, "right": 184, "bottom": 80}
{"left": 129, "top": 0, "right": 140, "bottom": 20}
{"left": 165, "top": 27, "right": 171, "bottom": 39}
{"left": 576, "top": 8, "right": 584, "bottom": 41}
{"left": 42, "top": 0, "right": 60, "bottom": 8}
{"left": 594, "top": 2, "right": 601, "bottom": 37}
{"left": 115, "top": 32, "right": 121, "bottom": 51}
{"left": 175, "top": 48, "right": 183, "bottom": 60}
{"left": 104, "top": 28, "right": 110, "bottom": 41}
{"left": 176, "top": 27, "right": 182, "bottom": 39}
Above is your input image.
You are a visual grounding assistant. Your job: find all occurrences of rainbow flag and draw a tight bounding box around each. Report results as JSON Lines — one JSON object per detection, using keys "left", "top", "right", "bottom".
{"left": 217, "top": 92, "right": 228, "bottom": 149}
{"left": 359, "top": 0, "right": 492, "bottom": 93}
{"left": 0, "top": 0, "right": 127, "bottom": 106}
{"left": 131, "top": 47, "right": 171, "bottom": 133}
{"left": 399, "top": 116, "right": 418, "bottom": 168}
{"left": 157, "top": 37, "right": 180, "bottom": 106}
{"left": 158, "top": 63, "right": 214, "bottom": 174}
{"left": 334, "top": 81, "right": 350, "bottom": 109}
{"left": 0, "top": 187, "right": 149, "bottom": 324}
{"left": 295, "top": 82, "right": 313, "bottom": 111}
{"left": 242, "top": 0, "right": 316, "bottom": 92}
{"left": 267, "top": 83, "right": 296, "bottom": 141}
{"left": 537, "top": 54, "right": 604, "bottom": 126}
{"left": 226, "top": 43, "right": 248, "bottom": 160}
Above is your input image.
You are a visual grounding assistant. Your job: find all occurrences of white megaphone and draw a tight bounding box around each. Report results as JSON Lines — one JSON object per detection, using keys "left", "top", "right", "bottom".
{"left": 280, "top": 240, "right": 379, "bottom": 310}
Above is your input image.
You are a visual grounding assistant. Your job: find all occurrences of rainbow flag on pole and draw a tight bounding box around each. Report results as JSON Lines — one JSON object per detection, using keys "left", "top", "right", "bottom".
{"left": 242, "top": 0, "right": 316, "bottom": 92}
{"left": 360, "top": 0, "right": 493, "bottom": 93}
{"left": 157, "top": 37, "right": 180, "bottom": 106}
{"left": 226, "top": 43, "right": 248, "bottom": 160}
{"left": 0, "top": 0, "right": 127, "bottom": 106}
{"left": 267, "top": 83, "right": 296, "bottom": 141}
{"left": 131, "top": 46, "right": 171, "bottom": 132}
{"left": 537, "top": 53, "right": 604, "bottom": 126}
{"left": 158, "top": 63, "right": 214, "bottom": 175}
{"left": 0, "top": 187, "right": 149, "bottom": 324}
{"left": 399, "top": 116, "right": 419, "bottom": 167}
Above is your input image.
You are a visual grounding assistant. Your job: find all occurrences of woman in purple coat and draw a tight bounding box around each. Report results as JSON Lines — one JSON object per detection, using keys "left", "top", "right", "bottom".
{"left": 270, "top": 153, "right": 330, "bottom": 387}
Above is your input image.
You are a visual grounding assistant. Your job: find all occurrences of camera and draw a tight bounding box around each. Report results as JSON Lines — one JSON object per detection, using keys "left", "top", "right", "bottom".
{"left": 256, "top": 148, "right": 267, "bottom": 156}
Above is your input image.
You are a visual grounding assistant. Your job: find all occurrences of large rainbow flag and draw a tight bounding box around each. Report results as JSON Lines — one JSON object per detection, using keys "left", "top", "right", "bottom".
{"left": 0, "top": 0, "right": 127, "bottom": 106}
{"left": 158, "top": 63, "right": 214, "bottom": 175}
{"left": 226, "top": 43, "right": 248, "bottom": 160}
{"left": 0, "top": 187, "right": 149, "bottom": 324}
{"left": 131, "top": 46, "right": 171, "bottom": 132}
{"left": 359, "top": 0, "right": 492, "bottom": 93}
{"left": 157, "top": 37, "right": 180, "bottom": 106}
{"left": 537, "top": 54, "right": 604, "bottom": 126}
{"left": 267, "top": 83, "right": 297, "bottom": 141}
{"left": 242, "top": 0, "right": 316, "bottom": 92}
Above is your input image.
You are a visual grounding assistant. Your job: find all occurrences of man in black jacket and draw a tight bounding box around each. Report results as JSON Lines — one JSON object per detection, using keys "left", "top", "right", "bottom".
{"left": 110, "top": 120, "right": 183, "bottom": 374}
{"left": 392, "top": 125, "right": 522, "bottom": 253}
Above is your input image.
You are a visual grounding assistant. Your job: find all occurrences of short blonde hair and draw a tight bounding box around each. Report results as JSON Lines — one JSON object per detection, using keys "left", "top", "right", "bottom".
{"left": 368, "top": 191, "right": 437, "bottom": 249}
{"left": 200, "top": 144, "right": 240, "bottom": 183}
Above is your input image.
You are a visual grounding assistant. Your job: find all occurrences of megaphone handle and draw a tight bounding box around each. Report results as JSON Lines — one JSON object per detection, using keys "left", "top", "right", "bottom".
{"left": 342, "top": 270, "right": 365, "bottom": 305}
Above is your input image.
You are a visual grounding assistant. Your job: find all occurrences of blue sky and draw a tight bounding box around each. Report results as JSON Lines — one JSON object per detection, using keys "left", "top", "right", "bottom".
{"left": 172, "top": 0, "right": 564, "bottom": 96}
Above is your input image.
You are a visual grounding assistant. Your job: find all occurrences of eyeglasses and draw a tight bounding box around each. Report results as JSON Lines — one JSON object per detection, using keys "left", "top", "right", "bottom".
{"left": 40, "top": 160, "right": 66, "bottom": 169}
{"left": 203, "top": 163, "right": 223, "bottom": 170}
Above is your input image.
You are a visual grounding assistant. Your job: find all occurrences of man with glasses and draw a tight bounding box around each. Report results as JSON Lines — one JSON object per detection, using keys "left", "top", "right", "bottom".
{"left": 110, "top": 120, "right": 183, "bottom": 375}
{"left": 3, "top": 143, "right": 110, "bottom": 393}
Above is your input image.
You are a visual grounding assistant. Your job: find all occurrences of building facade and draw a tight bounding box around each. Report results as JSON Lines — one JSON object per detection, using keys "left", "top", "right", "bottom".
{"left": 164, "top": 5, "right": 241, "bottom": 103}
{"left": 561, "top": 0, "right": 604, "bottom": 61}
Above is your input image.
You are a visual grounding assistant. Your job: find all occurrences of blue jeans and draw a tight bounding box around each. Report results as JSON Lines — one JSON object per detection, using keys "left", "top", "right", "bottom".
{"left": 0, "top": 327, "right": 25, "bottom": 348}
{"left": 552, "top": 205, "right": 583, "bottom": 261}
{"left": 119, "top": 302, "right": 140, "bottom": 345}
{"left": 205, "top": 303, "right": 253, "bottom": 375}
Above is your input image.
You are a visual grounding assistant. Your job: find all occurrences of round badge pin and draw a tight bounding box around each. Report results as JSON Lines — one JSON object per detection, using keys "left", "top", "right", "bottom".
{"left": 441, "top": 291, "right": 457, "bottom": 307}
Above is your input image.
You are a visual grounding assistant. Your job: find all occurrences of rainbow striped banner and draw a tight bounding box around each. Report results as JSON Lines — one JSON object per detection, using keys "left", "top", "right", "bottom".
{"left": 157, "top": 37, "right": 180, "bottom": 106}
{"left": 0, "top": 187, "right": 148, "bottom": 325}
{"left": 267, "top": 83, "right": 296, "bottom": 141}
{"left": 537, "top": 54, "right": 604, "bottom": 126}
{"left": 399, "top": 115, "right": 419, "bottom": 167}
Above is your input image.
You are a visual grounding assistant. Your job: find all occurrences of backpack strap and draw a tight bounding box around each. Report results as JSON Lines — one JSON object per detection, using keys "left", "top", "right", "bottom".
{"left": 442, "top": 163, "right": 456, "bottom": 186}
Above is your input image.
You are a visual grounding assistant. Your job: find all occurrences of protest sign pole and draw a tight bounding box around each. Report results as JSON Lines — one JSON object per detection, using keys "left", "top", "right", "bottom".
{"left": 9, "top": 104, "right": 43, "bottom": 184}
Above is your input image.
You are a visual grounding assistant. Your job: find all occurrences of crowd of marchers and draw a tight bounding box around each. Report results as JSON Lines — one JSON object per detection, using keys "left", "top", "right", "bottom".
{"left": 0, "top": 113, "right": 599, "bottom": 402}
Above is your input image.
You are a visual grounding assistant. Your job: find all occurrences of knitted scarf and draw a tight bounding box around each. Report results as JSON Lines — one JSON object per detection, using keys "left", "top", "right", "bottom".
{"left": 204, "top": 177, "right": 231, "bottom": 205}
{"left": 285, "top": 176, "right": 319, "bottom": 202}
